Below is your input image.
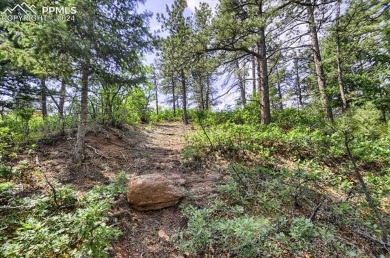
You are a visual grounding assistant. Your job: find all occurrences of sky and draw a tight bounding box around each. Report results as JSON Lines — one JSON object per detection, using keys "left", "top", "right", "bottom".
{"left": 141, "top": 0, "right": 218, "bottom": 33}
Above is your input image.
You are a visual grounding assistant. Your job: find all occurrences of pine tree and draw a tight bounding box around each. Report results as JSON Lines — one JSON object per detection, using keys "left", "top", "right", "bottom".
{"left": 158, "top": 0, "right": 193, "bottom": 124}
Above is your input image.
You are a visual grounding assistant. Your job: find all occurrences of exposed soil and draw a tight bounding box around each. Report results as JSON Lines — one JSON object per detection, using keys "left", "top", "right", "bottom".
{"left": 33, "top": 122, "right": 226, "bottom": 257}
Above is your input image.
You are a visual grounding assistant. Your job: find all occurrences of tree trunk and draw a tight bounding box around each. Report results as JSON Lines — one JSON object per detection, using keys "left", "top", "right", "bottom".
{"left": 294, "top": 58, "right": 303, "bottom": 109}
{"left": 381, "top": 109, "right": 387, "bottom": 123}
{"left": 336, "top": 1, "right": 348, "bottom": 113}
{"left": 154, "top": 77, "right": 159, "bottom": 115}
{"left": 199, "top": 76, "right": 205, "bottom": 110}
{"left": 238, "top": 64, "right": 246, "bottom": 107}
{"left": 59, "top": 79, "right": 66, "bottom": 118}
{"left": 336, "top": 41, "right": 347, "bottom": 113}
{"left": 90, "top": 99, "right": 97, "bottom": 121}
{"left": 276, "top": 68, "right": 283, "bottom": 110}
{"left": 252, "top": 54, "right": 256, "bottom": 96}
{"left": 41, "top": 79, "right": 47, "bottom": 117}
{"left": 205, "top": 77, "right": 210, "bottom": 110}
{"left": 258, "top": 26, "right": 271, "bottom": 124}
{"left": 181, "top": 69, "right": 188, "bottom": 125}
{"left": 76, "top": 62, "right": 89, "bottom": 162}
{"left": 172, "top": 77, "right": 176, "bottom": 115}
{"left": 240, "top": 79, "right": 246, "bottom": 107}
{"left": 308, "top": 5, "right": 333, "bottom": 121}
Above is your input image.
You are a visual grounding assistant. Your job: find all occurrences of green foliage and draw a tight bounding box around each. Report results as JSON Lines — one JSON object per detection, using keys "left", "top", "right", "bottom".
{"left": 179, "top": 165, "right": 364, "bottom": 257}
{"left": 0, "top": 182, "right": 15, "bottom": 201}
{"left": 0, "top": 172, "right": 128, "bottom": 257}
{"left": 182, "top": 103, "right": 389, "bottom": 256}
{"left": 97, "top": 85, "right": 152, "bottom": 126}
{"left": 179, "top": 206, "right": 214, "bottom": 253}
{"left": 0, "top": 165, "right": 13, "bottom": 181}
{"left": 271, "top": 108, "right": 325, "bottom": 129}
{"left": 187, "top": 103, "right": 389, "bottom": 168}
{"left": 215, "top": 216, "right": 270, "bottom": 256}
{"left": 149, "top": 109, "right": 183, "bottom": 122}
{"left": 289, "top": 217, "right": 318, "bottom": 240}
{"left": 332, "top": 103, "right": 390, "bottom": 163}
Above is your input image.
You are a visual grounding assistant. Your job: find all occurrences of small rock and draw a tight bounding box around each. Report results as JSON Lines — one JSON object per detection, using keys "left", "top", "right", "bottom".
{"left": 158, "top": 229, "right": 170, "bottom": 241}
{"left": 127, "top": 174, "right": 184, "bottom": 211}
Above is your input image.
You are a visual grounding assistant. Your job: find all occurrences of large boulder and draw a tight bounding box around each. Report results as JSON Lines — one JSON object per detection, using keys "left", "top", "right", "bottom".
{"left": 127, "top": 174, "right": 184, "bottom": 211}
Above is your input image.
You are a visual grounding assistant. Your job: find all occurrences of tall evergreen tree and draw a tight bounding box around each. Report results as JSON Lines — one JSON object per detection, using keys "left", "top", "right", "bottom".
{"left": 158, "top": 0, "right": 193, "bottom": 124}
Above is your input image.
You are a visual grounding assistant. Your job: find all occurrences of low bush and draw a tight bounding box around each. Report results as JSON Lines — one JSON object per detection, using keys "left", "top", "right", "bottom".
{"left": 178, "top": 165, "right": 367, "bottom": 257}
{"left": 0, "top": 172, "right": 128, "bottom": 257}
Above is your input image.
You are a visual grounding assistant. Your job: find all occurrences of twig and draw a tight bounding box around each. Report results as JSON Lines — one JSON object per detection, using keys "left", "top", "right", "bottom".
{"left": 0, "top": 205, "right": 32, "bottom": 211}
{"left": 352, "top": 226, "right": 389, "bottom": 252}
{"left": 230, "top": 165, "right": 249, "bottom": 195}
{"left": 197, "top": 113, "right": 215, "bottom": 150}
{"left": 86, "top": 144, "right": 112, "bottom": 159}
{"left": 309, "top": 202, "right": 322, "bottom": 221}
{"left": 120, "top": 151, "right": 128, "bottom": 162}
{"left": 41, "top": 169, "right": 59, "bottom": 208}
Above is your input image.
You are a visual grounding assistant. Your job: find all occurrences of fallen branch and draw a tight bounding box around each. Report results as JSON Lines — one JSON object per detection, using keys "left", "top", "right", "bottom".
{"left": 0, "top": 205, "right": 32, "bottom": 211}
{"left": 352, "top": 226, "right": 389, "bottom": 252}
{"left": 86, "top": 144, "right": 112, "bottom": 159}
{"left": 120, "top": 151, "right": 128, "bottom": 162}
{"left": 309, "top": 202, "right": 322, "bottom": 221}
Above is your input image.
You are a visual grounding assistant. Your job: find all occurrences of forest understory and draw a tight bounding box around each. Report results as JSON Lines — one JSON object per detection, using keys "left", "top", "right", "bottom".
{"left": 2, "top": 118, "right": 388, "bottom": 257}
{"left": 1, "top": 0, "right": 389, "bottom": 257}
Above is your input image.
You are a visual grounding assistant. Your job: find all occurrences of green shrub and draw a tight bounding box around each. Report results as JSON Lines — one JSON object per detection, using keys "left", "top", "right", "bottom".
{"left": 178, "top": 165, "right": 366, "bottom": 257}
{"left": 0, "top": 182, "right": 16, "bottom": 200}
{"left": 0, "top": 173, "right": 128, "bottom": 257}
{"left": 0, "top": 165, "right": 13, "bottom": 181}
{"left": 179, "top": 206, "right": 214, "bottom": 254}
{"left": 289, "top": 217, "right": 318, "bottom": 240}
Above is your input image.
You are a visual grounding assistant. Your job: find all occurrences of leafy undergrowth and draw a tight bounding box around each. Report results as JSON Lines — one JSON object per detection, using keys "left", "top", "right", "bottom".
{"left": 0, "top": 172, "right": 128, "bottom": 257}
{"left": 179, "top": 165, "right": 378, "bottom": 257}
{"left": 180, "top": 104, "right": 390, "bottom": 257}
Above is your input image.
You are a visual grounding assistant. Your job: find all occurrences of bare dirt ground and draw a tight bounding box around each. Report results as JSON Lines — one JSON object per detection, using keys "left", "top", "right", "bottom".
{"left": 35, "top": 122, "right": 225, "bottom": 257}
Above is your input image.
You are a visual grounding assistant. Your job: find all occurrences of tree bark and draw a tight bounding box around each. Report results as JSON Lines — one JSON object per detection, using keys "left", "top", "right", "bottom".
{"left": 294, "top": 58, "right": 303, "bottom": 109}
{"left": 181, "top": 70, "right": 188, "bottom": 125}
{"left": 41, "top": 79, "right": 47, "bottom": 117}
{"left": 256, "top": 1, "right": 271, "bottom": 124}
{"left": 308, "top": 5, "right": 333, "bottom": 121}
{"left": 276, "top": 68, "right": 283, "bottom": 110}
{"left": 199, "top": 76, "right": 205, "bottom": 110}
{"left": 336, "top": 1, "right": 348, "bottom": 113}
{"left": 237, "top": 61, "right": 246, "bottom": 107}
{"left": 76, "top": 61, "right": 89, "bottom": 162}
{"left": 59, "top": 79, "right": 66, "bottom": 118}
{"left": 252, "top": 54, "right": 256, "bottom": 96}
{"left": 172, "top": 78, "right": 176, "bottom": 115}
{"left": 205, "top": 77, "right": 210, "bottom": 110}
{"left": 239, "top": 79, "right": 247, "bottom": 107}
{"left": 154, "top": 77, "right": 159, "bottom": 115}
{"left": 258, "top": 26, "right": 271, "bottom": 124}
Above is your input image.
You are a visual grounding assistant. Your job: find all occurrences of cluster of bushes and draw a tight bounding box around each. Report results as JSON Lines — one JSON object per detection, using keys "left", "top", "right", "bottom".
{"left": 187, "top": 103, "right": 389, "bottom": 165}
{"left": 180, "top": 103, "right": 389, "bottom": 256}
{"left": 0, "top": 172, "right": 127, "bottom": 257}
{"left": 179, "top": 165, "right": 367, "bottom": 257}
{"left": 0, "top": 111, "right": 78, "bottom": 143}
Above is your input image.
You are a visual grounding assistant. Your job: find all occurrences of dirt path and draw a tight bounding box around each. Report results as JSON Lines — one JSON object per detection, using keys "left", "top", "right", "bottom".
{"left": 37, "top": 122, "right": 224, "bottom": 257}
{"left": 110, "top": 122, "right": 224, "bottom": 257}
